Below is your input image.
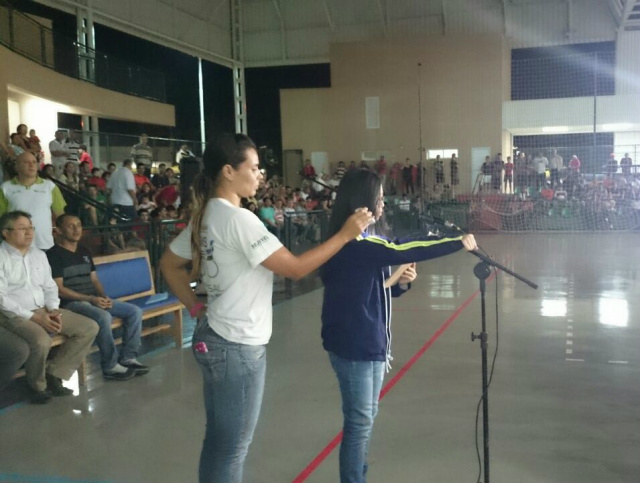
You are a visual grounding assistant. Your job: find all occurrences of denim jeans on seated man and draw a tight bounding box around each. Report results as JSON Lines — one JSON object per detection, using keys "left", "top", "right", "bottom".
{"left": 329, "top": 351, "right": 385, "bottom": 483}
{"left": 192, "top": 318, "right": 266, "bottom": 483}
{"left": 65, "top": 300, "right": 143, "bottom": 373}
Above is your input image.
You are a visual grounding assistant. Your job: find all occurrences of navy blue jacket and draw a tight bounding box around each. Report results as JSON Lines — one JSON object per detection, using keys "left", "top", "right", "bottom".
{"left": 321, "top": 232, "right": 464, "bottom": 362}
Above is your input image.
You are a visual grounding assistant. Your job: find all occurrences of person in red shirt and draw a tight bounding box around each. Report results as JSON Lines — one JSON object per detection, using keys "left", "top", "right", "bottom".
{"left": 305, "top": 197, "right": 318, "bottom": 211}
{"left": 133, "top": 163, "right": 152, "bottom": 190}
{"left": 390, "top": 162, "right": 401, "bottom": 195}
{"left": 78, "top": 144, "right": 93, "bottom": 170}
{"left": 301, "top": 159, "right": 316, "bottom": 179}
{"left": 155, "top": 182, "right": 180, "bottom": 207}
{"left": 504, "top": 156, "right": 514, "bottom": 193}
{"left": 86, "top": 167, "right": 107, "bottom": 193}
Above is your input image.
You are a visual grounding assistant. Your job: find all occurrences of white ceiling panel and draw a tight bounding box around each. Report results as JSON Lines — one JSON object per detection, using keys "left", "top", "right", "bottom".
{"left": 388, "top": 15, "right": 444, "bottom": 38}
{"left": 244, "top": 30, "right": 282, "bottom": 62}
{"left": 243, "top": 0, "right": 281, "bottom": 32}
{"left": 286, "top": 27, "right": 332, "bottom": 59}
{"left": 281, "top": 0, "right": 330, "bottom": 30}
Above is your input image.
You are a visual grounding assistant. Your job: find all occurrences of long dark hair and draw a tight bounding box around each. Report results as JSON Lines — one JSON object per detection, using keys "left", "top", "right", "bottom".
{"left": 190, "top": 133, "right": 257, "bottom": 275}
{"left": 328, "top": 168, "right": 383, "bottom": 237}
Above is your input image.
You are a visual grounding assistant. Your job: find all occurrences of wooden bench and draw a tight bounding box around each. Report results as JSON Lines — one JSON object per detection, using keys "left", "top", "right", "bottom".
{"left": 52, "top": 250, "right": 184, "bottom": 385}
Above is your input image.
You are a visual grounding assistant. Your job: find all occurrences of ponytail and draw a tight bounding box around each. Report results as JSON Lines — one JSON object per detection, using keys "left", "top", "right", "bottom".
{"left": 189, "top": 133, "right": 257, "bottom": 277}
{"left": 190, "top": 174, "right": 216, "bottom": 277}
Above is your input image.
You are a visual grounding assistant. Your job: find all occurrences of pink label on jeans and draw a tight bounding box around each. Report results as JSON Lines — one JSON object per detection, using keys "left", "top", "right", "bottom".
{"left": 194, "top": 342, "right": 209, "bottom": 354}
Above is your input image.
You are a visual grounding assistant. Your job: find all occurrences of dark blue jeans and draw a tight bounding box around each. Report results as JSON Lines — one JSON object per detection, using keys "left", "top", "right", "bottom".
{"left": 329, "top": 352, "right": 385, "bottom": 483}
{"left": 65, "top": 300, "right": 142, "bottom": 372}
{"left": 192, "top": 319, "right": 267, "bottom": 483}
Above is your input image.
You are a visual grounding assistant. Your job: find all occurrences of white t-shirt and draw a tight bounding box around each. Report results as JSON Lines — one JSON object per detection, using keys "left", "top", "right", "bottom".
{"left": 107, "top": 167, "right": 136, "bottom": 206}
{"left": 170, "top": 198, "right": 283, "bottom": 345}
{"left": 49, "top": 139, "right": 69, "bottom": 167}
{"left": 1, "top": 179, "right": 58, "bottom": 250}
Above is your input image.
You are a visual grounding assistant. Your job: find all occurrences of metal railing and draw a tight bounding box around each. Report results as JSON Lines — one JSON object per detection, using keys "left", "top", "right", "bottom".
{"left": 0, "top": 1, "right": 166, "bottom": 102}
{"left": 42, "top": 129, "right": 205, "bottom": 170}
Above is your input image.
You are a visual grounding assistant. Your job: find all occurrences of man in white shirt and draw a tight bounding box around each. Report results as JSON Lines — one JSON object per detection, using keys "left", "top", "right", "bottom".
{"left": 549, "top": 149, "right": 563, "bottom": 188}
{"left": 0, "top": 211, "right": 97, "bottom": 404}
{"left": 175, "top": 144, "right": 194, "bottom": 165}
{"left": 49, "top": 130, "right": 71, "bottom": 178}
{"left": 107, "top": 159, "right": 138, "bottom": 220}
{"left": 0, "top": 152, "right": 67, "bottom": 250}
{"left": 533, "top": 152, "right": 549, "bottom": 190}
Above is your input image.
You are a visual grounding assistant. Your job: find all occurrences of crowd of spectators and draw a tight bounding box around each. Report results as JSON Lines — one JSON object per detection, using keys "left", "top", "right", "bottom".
{"left": 243, "top": 171, "right": 334, "bottom": 245}
{"left": 0, "top": 126, "right": 192, "bottom": 255}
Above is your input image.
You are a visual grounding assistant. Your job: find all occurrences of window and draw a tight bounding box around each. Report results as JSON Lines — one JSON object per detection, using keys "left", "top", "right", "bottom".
{"left": 427, "top": 149, "right": 458, "bottom": 159}
{"left": 365, "top": 97, "right": 380, "bottom": 129}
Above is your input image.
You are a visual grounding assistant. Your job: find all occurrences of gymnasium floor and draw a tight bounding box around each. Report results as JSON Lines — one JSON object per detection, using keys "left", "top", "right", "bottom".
{"left": 1, "top": 233, "right": 639, "bottom": 483}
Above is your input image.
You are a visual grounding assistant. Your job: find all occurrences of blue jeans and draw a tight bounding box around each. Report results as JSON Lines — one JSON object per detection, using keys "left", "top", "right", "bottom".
{"left": 329, "top": 352, "right": 385, "bottom": 483}
{"left": 192, "top": 319, "right": 267, "bottom": 483}
{"left": 65, "top": 300, "right": 142, "bottom": 371}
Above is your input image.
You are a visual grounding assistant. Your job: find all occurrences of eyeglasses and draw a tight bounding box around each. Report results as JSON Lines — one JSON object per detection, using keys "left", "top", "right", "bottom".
{"left": 7, "top": 227, "right": 35, "bottom": 233}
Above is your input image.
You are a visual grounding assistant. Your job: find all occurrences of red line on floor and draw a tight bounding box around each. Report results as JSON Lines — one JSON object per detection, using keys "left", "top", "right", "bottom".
{"left": 291, "top": 270, "right": 497, "bottom": 483}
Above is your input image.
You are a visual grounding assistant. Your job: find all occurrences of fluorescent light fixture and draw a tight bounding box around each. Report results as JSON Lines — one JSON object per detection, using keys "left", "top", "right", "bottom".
{"left": 602, "top": 123, "right": 633, "bottom": 131}
{"left": 542, "top": 126, "right": 569, "bottom": 133}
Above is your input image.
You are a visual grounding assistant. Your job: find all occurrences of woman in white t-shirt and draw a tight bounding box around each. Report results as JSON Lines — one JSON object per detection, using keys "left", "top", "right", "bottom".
{"left": 160, "top": 133, "right": 372, "bottom": 483}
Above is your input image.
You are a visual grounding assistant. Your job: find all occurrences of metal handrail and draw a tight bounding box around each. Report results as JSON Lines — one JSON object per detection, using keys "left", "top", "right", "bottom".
{"left": 0, "top": 0, "right": 166, "bottom": 102}
{"left": 45, "top": 174, "right": 130, "bottom": 221}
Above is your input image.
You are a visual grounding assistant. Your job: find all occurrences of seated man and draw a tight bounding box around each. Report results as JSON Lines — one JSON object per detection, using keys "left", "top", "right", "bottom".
{"left": 0, "top": 326, "right": 29, "bottom": 391}
{"left": 47, "top": 214, "right": 149, "bottom": 380}
{"left": 0, "top": 211, "right": 98, "bottom": 404}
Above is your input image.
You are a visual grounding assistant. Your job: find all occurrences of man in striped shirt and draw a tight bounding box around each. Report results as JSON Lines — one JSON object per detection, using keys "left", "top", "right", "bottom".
{"left": 130, "top": 134, "right": 154, "bottom": 167}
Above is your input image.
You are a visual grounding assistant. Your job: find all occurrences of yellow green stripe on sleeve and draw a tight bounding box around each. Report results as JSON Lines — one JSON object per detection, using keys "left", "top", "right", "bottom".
{"left": 356, "top": 234, "right": 463, "bottom": 251}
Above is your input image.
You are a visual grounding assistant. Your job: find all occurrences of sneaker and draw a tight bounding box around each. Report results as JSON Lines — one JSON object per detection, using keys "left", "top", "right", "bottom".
{"left": 29, "top": 388, "right": 53, "bottom": 405}
{"left": 120, "top": 359, "right": 150, "bottom": 376}
{"left": 45, "top": 374, "right": 73, "bottom": 397}
{"left": 103, "top": 363, "right": 136, "bottom": 381}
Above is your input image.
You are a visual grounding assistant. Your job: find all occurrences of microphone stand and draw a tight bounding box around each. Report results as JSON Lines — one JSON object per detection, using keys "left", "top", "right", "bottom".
{"left": 469, "top": 249, "right": 536, "bottom": 483}
{"left": 433, "top": 220, "right": 537, "bottom": 483}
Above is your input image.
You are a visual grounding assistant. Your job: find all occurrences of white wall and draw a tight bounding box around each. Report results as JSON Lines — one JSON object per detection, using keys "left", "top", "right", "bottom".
{"left": 616, "top": 30, "right": 640, "bottom": 96}
{"left": 614, "top": 132, "right": 640, "bottom": 161}
{"left": 503, "top": 95, "right": 640, "bottom": 134}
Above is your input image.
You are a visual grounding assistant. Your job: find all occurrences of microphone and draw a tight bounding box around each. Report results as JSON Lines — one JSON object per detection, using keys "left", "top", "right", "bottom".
{"left": 443, "top": 220, "right": 462, "bottom": 231}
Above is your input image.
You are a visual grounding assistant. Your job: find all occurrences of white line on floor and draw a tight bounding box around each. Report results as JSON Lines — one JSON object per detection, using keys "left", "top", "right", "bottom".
{"left": 566, "top": 358, "right": 584, "bottom": 362}
{"left": 566, "top": 340, "right": 573, "bottom": 345}
{"left": 608, "top": 360, "right": 629, "bottom": 365}
{"left": 566, "top": 348, "right": 573, "bottom": 354}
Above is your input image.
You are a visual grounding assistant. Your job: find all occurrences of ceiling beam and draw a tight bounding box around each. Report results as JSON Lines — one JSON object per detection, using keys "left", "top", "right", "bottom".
{"left": 208, "top": 0, "right": 229, "bottom": 24}
{"left": 502, "top": 0, "right": 508, "bottom": 35}
{"left": 442, "top": 0, "right": 446, "bottom": 35}
{"left": 376, "top": 0, "right": 387, "bottom": 36}
{"left": 619, "top": 0, "right": 637, "bottom": 31}
{"left": 322, "top": 0, "right": 334, "bottom": 31}
{"left": 272, "top": 0, "right": 287, "bottom": 60}
{"left": 35, "top": 0, "right": 237, "bottom": 66}
{"left": 607, "top": 0, "right": 623, "bottom": 28}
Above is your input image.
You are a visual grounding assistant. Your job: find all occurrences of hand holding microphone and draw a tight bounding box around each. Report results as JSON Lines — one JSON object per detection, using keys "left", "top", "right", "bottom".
{"left": 461, "top": 234, "right": 478, "bottom": 251}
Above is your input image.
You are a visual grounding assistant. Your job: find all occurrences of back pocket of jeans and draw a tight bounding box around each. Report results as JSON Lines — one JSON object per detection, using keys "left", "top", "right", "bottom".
{"left": 193, "top": 345, "right": 227, "bottom": 383}
{"left": 239, "top": 345, "right": 266, "bottom": 369}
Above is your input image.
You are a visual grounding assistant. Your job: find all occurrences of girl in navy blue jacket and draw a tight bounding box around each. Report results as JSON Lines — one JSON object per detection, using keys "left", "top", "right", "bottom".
{"left": 321, "top": 169, "right": 477, "bottom": 483}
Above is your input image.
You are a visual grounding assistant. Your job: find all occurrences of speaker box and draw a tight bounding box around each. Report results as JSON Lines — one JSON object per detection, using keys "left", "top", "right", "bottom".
{"left": 179, "top": 157, "right": 202, "bottom": 206}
